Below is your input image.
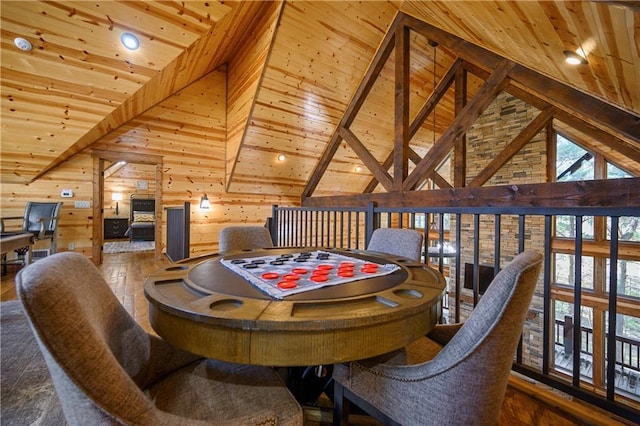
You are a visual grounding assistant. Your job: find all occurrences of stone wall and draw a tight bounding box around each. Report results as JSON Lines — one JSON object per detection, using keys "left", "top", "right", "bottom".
{"left": 446, "top": 92, "right": 547, "bottom": 369}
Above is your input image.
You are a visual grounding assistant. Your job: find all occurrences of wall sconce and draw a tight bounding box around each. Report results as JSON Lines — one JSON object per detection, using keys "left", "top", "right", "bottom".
{"left": 200, "top": 194, "right": 210, "bottom": 209}
{"left": 112, "top": 193, "right": 123, "bottom": 216}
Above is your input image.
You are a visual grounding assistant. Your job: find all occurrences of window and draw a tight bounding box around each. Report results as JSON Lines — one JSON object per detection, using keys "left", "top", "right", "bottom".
{"left": 554, "top": 253, "right": 594, "bottom": 290}
{"left": 556, "top": 135, "right": 594, "bottom": 181}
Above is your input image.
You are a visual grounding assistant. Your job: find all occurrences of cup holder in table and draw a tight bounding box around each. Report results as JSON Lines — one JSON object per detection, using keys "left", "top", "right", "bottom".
{"left": 210, "top": 299, "right": 244, "bottom": 311}
{"left": 393, "top": 289, "right": 423, "bottom": 299}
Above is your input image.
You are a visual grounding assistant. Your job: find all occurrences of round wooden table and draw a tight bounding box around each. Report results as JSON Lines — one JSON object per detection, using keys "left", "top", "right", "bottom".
{"left": 144, "top": 247, "right": 445, "bottom": 366}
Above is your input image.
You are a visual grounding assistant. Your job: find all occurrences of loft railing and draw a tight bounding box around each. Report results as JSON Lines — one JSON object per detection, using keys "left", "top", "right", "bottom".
{"left": 269, "top": 202, "right": 640, "bottom": 423}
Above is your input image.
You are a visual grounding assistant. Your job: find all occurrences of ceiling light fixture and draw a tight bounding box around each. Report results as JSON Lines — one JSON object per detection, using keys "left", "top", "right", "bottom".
{"left": 563, "top": 50, "right": 588, "bottom": 65}
{"left": 277, "top": 154, "right": 286, "bottom": 161}
{"left": 355, "top": 165, "right": 362, "bottom": 173}
{"left": 121, "top": 32, "right": 140, "bottom": 50}
{"left": 14, "top": 37, "right": 32, "bottom": 51}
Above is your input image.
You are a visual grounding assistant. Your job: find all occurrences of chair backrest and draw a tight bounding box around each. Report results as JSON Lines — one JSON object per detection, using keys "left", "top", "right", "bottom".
{"left": 367, "top": 228, "right": 424, "bottom": 261}
{"left": 23, "top": 202, "right": 63, "bottom": 235}
{"left": 416, "top": 250, "right": 543, "bottom": 423}
{"left": 16, "top": 252, "right": 161, "bottom": 424}
{"left": 219, "top": 226, "right": 274, "bottom": 253}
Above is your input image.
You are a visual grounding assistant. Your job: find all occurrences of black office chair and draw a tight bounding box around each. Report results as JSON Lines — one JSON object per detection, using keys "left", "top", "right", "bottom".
{"left": 1, "top": 202, "right": 63, "bottom": 259}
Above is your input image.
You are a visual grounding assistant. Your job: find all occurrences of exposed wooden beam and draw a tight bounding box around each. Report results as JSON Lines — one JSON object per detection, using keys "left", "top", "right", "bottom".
{"left": 303, "top": 178, "right": 640, "bottom": 209}
{"left": 469, "top": 106, "right": 554, "bottom": 187}
{"left": 30, "top": 1, "right": 270, "bottom": 183}
{"left": 405, "top": 13, "right": 639, "bottom": 146}
{"left": 429, "top": 171, "right": 452, "bottom": 189}
{"left": 364, "top": 152, "right": 394, "bottom": 193}
{"left": 403, "top": 59, "right": 515, "bottom": 190}
{"left": 302, "top": 12, "right": 402, "bottom": 198}
{"left": 394, "top": 25, "right": 410, "bottom": 190}
{"left": 454, "top": 66, "right": 467, "bottom": 188}
{"left": 340, "top": 127, "right": 393, "bottom": 191}
{"left": 464, "top": 60, "right": 640, "bottom": 170}
{"left": 363, "top": 147, "right": 452, "bottom": 193}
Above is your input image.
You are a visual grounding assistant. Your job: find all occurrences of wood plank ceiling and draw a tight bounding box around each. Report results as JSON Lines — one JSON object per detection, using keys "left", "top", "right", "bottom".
{"left": 1, "top": 1, "right": 639, "bottom": 196}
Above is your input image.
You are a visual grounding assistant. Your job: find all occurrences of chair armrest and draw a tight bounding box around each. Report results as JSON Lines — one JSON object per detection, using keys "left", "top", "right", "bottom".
{"left": 36, "top": 216, "right": 57, "bottom": 239}
{"left": 0, "top": 216, "right": 24, "bottom": 233}
{"left": 426, "top": 323, "right": 463, "bottom": 346}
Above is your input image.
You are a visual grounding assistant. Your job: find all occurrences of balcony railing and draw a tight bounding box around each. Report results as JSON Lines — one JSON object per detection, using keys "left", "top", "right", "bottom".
{"left": 269, "top": 202, "right": 640, "bottom": 423}
{"left": 554, "top": 318, "right": 640, "bottom": 397}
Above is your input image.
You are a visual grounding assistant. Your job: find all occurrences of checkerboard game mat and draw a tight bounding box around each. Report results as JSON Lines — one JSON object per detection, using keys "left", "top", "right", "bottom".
{"left": 221, "top": 250, "right": 400, "bottom": 299}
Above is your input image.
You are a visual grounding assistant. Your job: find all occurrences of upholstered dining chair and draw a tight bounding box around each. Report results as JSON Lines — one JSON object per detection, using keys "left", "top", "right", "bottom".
{"left": 219, "top": 226, "right": 274, "bottom": 253}
{"left": 366, "top": 228, "right": 424, "bottom": 261}
{"left": 16, "top": 252, "right": 303, "bottom": 426}
{"left": 333, "top": 250, "right": 543, "bottom": 426}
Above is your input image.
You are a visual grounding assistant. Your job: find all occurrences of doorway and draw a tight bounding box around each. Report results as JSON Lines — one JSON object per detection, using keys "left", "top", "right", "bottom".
{"left": 92, "top": 149, "right": 163, "bottom": 265}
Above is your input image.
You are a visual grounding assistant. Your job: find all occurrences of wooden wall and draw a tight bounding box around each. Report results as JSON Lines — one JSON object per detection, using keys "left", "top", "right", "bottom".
{"left": 1, "top": 68, "right": 298, "bottom": 259}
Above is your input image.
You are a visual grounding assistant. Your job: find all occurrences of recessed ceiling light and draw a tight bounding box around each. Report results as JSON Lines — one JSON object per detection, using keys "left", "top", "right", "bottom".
{"left": 14, "top": 37, "right": 32, "bottom": 51}
{"left": 355, "top": 165, "right": 362, "bottom": 173}
{"left": 563, "top": 50, "right": 587, "bottom": 65}
{"left": 277, "top": 154, "right": 286, "bottom": 161}
{"left": 121, "top": 33, "right": 140, "bottom": 50}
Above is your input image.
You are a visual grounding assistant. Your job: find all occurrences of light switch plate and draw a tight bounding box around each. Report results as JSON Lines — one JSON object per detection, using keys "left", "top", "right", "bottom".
{"left": 74, "top": 201, "right": 90, "bottom": 208}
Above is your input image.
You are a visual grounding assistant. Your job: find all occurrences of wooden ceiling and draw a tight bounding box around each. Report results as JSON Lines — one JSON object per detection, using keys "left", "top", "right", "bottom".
{"left": 1, "top": 1, "right": 638, "bottom": 196}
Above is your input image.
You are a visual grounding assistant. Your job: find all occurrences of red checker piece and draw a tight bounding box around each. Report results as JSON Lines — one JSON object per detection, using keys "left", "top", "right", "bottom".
{"left": 338, "top": 271, "right": 354, "bottom": 278}
{"left": 338, "top": 264, "right": 354, "bottom": 271}
{"left": 310, "top": 275, "right": 328, "bottom": 283}
{"left": 361, "top": 263, "right": 379, "bottom": 273}
{"left": 317, "top": 264, "right": 334, "bottom": 270}
{"left": 277, "top": 281, "right": 297, "bottom": 289}
{"left": 261, "top": 272, "right": 280, "bottom": 280}
{"left": 312, "top": 268, "right": 330, "bottom": 275}
{"left": 339, "top": 262, "right": 355, "bottom": 267}
{"left": 283, "top": 273, "right": 301, "bottom": 281}
{"left": 291, "top": 268, "right": 309, "bottom": 275}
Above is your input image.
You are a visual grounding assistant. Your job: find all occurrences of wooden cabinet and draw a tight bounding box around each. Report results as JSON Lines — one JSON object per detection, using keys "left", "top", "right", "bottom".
{"left": 104, "top": 218, "right": 128, "bottom": 239}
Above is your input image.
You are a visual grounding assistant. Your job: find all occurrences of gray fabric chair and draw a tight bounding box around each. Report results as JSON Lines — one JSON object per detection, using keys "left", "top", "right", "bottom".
{"left": 333, "top": 250, "right": 543, "bottom": 426}
{"left": 16, "top": 252, "right": 303, "bottom": 426}
{"left": 367, "top": 228, "right": 424, "bottom": 261}
{"left": 219, "top": 226, "right": 274, "bottom": 253}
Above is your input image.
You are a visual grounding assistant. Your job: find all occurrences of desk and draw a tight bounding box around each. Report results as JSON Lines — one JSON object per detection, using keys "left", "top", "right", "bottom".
{"left": 145, "top": 248, "right": 445, "bottom": 366}
{"left": 0, "top": 232, "right": 33, "bottom": 255}
{"left": 1, "top": 232, "right": 33, "bottom": 275}
{"left": 1, "top": 232, "right": 33, "bottom": 255}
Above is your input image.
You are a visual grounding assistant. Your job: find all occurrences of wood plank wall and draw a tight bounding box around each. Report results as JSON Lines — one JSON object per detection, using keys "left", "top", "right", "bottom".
{"left": 226, "top": 1, "right": 283, "bottom": 190}
{"left": 1, "top": 68, "right": 298, "bottom": 259}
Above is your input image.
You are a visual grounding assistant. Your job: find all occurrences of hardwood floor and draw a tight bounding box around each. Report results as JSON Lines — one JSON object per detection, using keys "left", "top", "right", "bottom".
{"left": 1, "top": 251, "right": 169, "bottom": 334}
{"left": 1, "top": 252, "right": 630, "bottom": 426}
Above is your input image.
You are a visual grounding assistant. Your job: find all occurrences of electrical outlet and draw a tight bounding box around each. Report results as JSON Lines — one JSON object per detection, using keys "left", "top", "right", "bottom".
{"left": 68, "top": 243, "right": 75, "bottom": 251}
{"left": 74, "top": 201, "right": 91, "bottom": 208}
